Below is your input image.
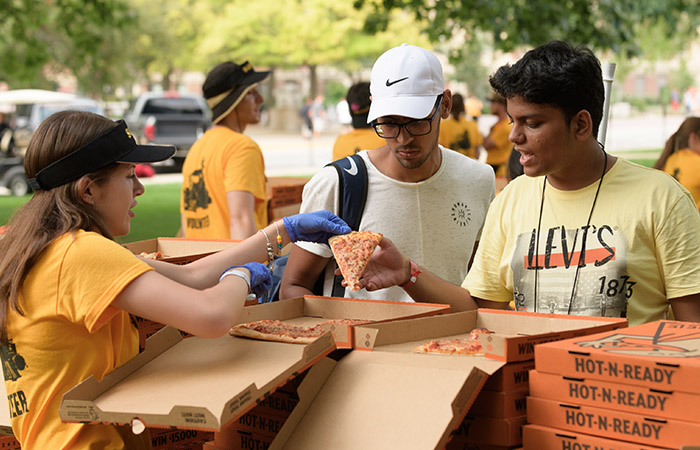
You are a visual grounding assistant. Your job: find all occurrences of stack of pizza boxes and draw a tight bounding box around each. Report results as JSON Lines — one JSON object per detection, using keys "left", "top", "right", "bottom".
{"left": 524, "top": 320, "right": 700, "bottom": 449}
{"left": 202, "top": 370, "right": 308, "bottom": 450}
{"left": 444, "top": 310, "right": 627, "bottom": 450}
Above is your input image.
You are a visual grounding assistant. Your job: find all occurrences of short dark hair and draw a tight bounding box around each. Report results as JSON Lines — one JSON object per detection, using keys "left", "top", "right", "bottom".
{"left": 489, "top": 40, "right": 604, "bottom": 138}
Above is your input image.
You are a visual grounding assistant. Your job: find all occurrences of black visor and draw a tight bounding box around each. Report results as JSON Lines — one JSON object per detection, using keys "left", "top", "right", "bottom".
{"left": 27, "top": 120, "right": 175, "bottom": 191}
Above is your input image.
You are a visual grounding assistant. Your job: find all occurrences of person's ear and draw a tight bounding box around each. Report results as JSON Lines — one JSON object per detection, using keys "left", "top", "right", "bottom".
{"left": 572, "top": 110, "right": 593, "bottom": 141}
{"left": 441, "top": 90, "right": 452, "bottom": 120}
{"left": 77, "top": 176, "right": 96, "bottom": 206}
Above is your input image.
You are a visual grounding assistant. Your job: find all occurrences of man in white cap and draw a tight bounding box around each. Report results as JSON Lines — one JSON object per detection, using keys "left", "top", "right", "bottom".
{"left": 181, "top": 61, "right": 271, "bottom": 240}
{"left": 280, "top": 44, "right": 495, "bottom": 302}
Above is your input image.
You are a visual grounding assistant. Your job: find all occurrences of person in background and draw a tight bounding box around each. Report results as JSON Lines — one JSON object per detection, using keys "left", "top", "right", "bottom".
{"left": 466, "top": 95, "right": 483, "bottom": 123}
{"left": 280, "top": 44, "right": 495, "bottom": 303}
{"left": 311, "top": 95, "right": 326, "bottom": 138}
{"left": 331, "top": 82, "right": 385, "bottom": 161}
{"left": 356, "top": 41, "right": 700, "bottom": 325}
{"left": 483, "top": 93, "right": 513, "bottom": 176}
{"left": 0, "top": 111, "right": 15, "bottom": 155}
{"left": 180, "top": 61, "right": 270, "bottom": 240}
{"left": 335, "top": 96, "right": 352, "bottom": 133}
{"left": 438, "top": 92, "right": 483, "bottom": 159}
{"left": 299, "top": 97, "right": 313, "bottom": 139}
{"left": 654, "top": 116, "right": 700, "bottom": 210}
{"left": 0, "top": 110, "right": 351, "bottom": 449}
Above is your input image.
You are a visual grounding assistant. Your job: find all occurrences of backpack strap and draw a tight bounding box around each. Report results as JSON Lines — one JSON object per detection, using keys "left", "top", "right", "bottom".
{"left": 325, "top": 154, "right": 369, "bottom": 296}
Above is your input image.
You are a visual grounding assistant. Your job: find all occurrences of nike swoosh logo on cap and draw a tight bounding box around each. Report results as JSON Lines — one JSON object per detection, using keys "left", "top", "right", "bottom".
{"left": 343, "top": 157, "right": 358, "bottom": 176}
{"left": 385, "top": 77, "right": 409, "bottom": 87}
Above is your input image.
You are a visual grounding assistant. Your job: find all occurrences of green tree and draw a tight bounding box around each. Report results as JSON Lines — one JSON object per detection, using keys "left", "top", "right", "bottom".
{"left": 356, "top": 0, "right": 700, "bottom": 57}
{"left": 0, "top": 0, "right": 133, "bottom": 95}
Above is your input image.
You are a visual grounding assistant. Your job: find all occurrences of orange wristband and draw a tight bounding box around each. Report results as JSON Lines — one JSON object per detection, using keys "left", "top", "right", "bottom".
{"left": 400, "top": 259, "right": 421, "bottom": 289}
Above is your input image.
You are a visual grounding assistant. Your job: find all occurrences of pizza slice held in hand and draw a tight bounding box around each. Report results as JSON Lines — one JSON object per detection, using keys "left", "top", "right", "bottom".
{"left": 328, "top": 231, "right": 383, "bottom": 291}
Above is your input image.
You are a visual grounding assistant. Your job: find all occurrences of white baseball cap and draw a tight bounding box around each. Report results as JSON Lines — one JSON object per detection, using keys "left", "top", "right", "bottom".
{"left": 367, "top": 44, "right": 445, "bottom": 123}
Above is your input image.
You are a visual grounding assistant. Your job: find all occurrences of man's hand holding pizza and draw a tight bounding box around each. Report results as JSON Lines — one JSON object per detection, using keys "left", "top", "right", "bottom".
{"left": 351, "top": 237, "right": 411, "bottom": 292}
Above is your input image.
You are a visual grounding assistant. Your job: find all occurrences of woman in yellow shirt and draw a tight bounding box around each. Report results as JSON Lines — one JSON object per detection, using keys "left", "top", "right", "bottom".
{"left": 0, "top": 110, "right": 350, "bottom": 450}
{"left": 655, "top": 117, "right": 700, "bottom": 210}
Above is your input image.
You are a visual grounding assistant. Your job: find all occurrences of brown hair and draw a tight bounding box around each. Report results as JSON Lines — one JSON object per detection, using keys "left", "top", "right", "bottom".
{"left": 450, "top": 93, "right": 465, "bottom": 120}
{"left": 0, "top": 110, "right": 119, "bottom": 344}
{"left": 654, "top": 117, "right": 700, "bottom": 170}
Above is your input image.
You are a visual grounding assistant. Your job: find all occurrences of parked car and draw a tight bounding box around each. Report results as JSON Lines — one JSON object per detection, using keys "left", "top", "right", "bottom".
{"left": 0, "top": 90, "right": 105, "bottom": 196}
{"left": 125, "top": 92, "right": 211, "bottom": 171}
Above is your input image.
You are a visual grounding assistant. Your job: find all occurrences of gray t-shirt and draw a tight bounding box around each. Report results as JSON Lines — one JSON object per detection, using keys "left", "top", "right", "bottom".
{"left": 297, "top": 147, "right": 495, "bottom": 302}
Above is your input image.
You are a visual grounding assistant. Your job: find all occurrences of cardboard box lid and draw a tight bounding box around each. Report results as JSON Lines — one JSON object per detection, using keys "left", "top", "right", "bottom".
{"left": 60, "top": 326, "right": 335, "bottom": 432}
{"left": 237, "top": 296, "right": 450, "bottom": 349}
{"left": 529, "top": 368, "right": 700, "bottom": 422}
{"left": 270, "top": 311, "right": 506, "bottom": 450}
{"left": 527, "top": 395, "right": 700, "bottom": 448}
{"left": 534, "top": 320, "right": 700, "bottom": 393}
{"left": 124, "top": 238, "right": 238, "bottom": 263}
{"left": 523, "top": 424, "right": 671, "bottom": 450}
{"left": 354, "top": 309, "right": 626, "bottom": 362}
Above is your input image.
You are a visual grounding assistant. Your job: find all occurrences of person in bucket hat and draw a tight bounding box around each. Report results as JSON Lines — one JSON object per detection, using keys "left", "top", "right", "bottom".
{"left": 180, "top": 60, "right": 271, "bottom": 239}
{"left": 0, "top": 109, "right": 352, "bottom": 449}
{"left": 280, "top": 44, "right": 495, "bottom": 303}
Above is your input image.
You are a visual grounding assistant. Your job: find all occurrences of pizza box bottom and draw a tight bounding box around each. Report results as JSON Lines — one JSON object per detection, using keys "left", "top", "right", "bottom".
{"left": 60, "top": 326, "right": 335, "bottom": 432}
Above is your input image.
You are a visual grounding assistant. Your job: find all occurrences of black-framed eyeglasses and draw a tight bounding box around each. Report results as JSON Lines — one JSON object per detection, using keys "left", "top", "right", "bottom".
{"left": 371, "top": 94, "right": 443, "bottom": 139}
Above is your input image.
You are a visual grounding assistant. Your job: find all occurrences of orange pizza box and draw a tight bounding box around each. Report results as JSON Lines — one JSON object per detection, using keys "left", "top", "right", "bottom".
{"left": 0, "top": 435, "right": 20, "bottom": 450}
{"left": 446, "top": 415, "right": 527, "bottom": 448}
{"left": 469, "top": 389, "right": 529, "bottom": 419}
{"left": 447, "top": 440, "right": 519, "bottom": 450}
{"left": 522, "top": 424, "right": 673, "bottom": 450}
{"left": 59, "top": 325, "right": 336, "bottom": 432}
{"left": 203, "top": 429, "right": 276, "bottom": 450}
{"left": 124, "top": 237, "right": 238, "bottom": 265}
{"left": 529, "top": 369, "right": 700, "bottom": 423}
{"left": 268, "top": 325, "right": 506, "bottom": 449}
{"left": 526, "top": 396, "right": 700, "bottom": 448}
{"left": 228, "top": 408, "right": 288, "bottom": 437}
{"left": 534, "top": 320, "right": 700, "bottom": 394}
{"left": 354, "top": 309, "right": 626, "bottom": 362}
{"left": 483, "top": 360, "right": 535, "bottom": 393}
{"left": 236, "top": 295, "right": 450, "bottom": 349}
{"left": 267, "top": 177, "right": 309, "bottom": 208}
{"left": 149, "top": 428, "right": 214, "bottom": 450}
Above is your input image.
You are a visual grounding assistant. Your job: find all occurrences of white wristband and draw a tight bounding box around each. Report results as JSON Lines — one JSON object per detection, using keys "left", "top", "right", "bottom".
{"left": 219, "top": 269, "right": 251, "bottom": 293}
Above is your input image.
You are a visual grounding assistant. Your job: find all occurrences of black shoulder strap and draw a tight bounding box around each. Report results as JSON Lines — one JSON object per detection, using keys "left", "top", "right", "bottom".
{"left": 325, "top": 154, "right": 369, "bottom": 296}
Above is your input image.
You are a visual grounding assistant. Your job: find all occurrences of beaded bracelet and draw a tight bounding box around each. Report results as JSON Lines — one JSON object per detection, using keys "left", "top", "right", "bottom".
{"left": 273, "top": 221, "right": 283, "bottom": 255}
{"left": 259, "top": 228, "right": 275, "bottom": 264}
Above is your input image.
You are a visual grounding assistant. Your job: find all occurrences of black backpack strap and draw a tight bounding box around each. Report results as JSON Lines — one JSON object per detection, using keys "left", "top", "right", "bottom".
{"left": 325, "top": 154, "right": 369, "bottom": 296}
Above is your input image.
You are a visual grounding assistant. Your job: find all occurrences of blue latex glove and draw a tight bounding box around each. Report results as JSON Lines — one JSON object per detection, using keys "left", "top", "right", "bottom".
{"left": 221, "top": 263, "right": 272, "bottom": 298}
{"left": 283, "top": 210, "right": 351, "bottom": 243}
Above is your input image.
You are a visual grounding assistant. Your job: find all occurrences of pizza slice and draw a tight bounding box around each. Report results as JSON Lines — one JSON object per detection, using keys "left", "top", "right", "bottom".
{"left": 229, "top": 319, "right": 325, "bottom": 344}
{"left": 414, "top": 328, "right": 493, "bottom": 355}
{"left": 328, "top": 231, "right": 383, "bottom": 291}
{"left": 139, "top": 251, "right": 164, "bottom": 260}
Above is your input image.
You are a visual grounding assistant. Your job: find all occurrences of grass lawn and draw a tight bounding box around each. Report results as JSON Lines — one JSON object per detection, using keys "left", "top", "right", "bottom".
{"left": 0, "top": 183, "right": 182, "bottom": 243}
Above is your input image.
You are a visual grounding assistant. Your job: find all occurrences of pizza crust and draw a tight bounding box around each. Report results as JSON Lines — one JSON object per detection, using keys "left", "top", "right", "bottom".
{"left": 229, "top": 325, "right": 318, "bottom": 344}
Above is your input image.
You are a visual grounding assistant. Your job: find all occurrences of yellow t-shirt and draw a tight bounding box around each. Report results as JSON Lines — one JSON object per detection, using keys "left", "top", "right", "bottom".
{"left": 181, "top": 127, "right": 268, "bottom": 238}
{"left": 464, "top": 159, "right": 700, "bottom": 326}
{"left": 438, "top": 116, "right": 483, "bottom": 159}
{"left": 332, "top": 128, "right": 385, "bottom": 161}
{"left": 664, "top": 148, "right": 700, "bottom": 211}
{"left": 3, "top": 231, "right": 153, "bottom": 449}
{"left": 485, "top": 118, "right": 513, "bottom": 167}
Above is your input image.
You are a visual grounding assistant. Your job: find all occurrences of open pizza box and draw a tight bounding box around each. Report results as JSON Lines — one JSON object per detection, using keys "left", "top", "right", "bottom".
{"left": 268, "top": 322, "right": 506, "bottom": 449}
{"left": 354, "top": 309, "right": 627, "bottom": 362}
{"left": 59, "top": 325, "right": 335, "bottom": 432}
{"left": 123, "top": 237, "right": 238, "bottom": 265}
{"left": 235, "top": 295, "right": 450, "bottom": 349}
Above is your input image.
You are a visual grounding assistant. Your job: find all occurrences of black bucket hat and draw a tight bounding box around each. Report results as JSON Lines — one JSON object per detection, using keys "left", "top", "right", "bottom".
{"left": 27, "top": 120, "right": 175, "bottom": 191}
{"left": 203, "top": 61, "right": 271, "bottom": 124}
